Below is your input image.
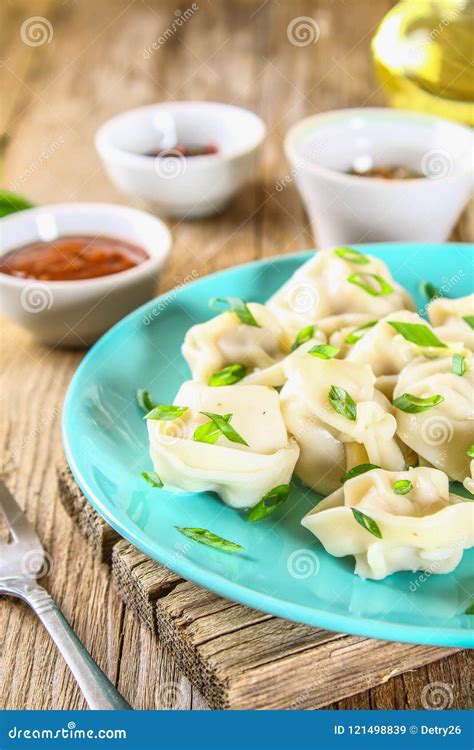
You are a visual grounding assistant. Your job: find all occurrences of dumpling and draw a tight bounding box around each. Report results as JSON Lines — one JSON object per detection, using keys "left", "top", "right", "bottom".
{"left": 464, "top": 459, "right": 474, "bottom": 494}
{"left": 393, "top": 354, "right": 474, "bottom": 481}
{"left": 427, "top": 293, "right": 474, "bottom": 351}
{"left": 346, "top": 310, "right": 460, "bottom": 399}
{"left": 280, "top": 354, "right": 405, "bottom": 495}
{"left": 147, "top": 381, "right": 299, "bottom": 509}
{"left": 182, "top": 303, "right": 291, "bottom": 384}
{"left": 317, "top": 313, "right": 377, "bottom": 358}
{"left": 301, "top": 467, "right": 474, "bottom": 579}
{"left": 266, "top": 246, "right": 415, "bottom": 338}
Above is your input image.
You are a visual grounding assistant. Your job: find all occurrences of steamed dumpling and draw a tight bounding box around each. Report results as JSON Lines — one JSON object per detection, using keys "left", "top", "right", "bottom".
{"left": 427, "top": 293, "right": 474, "bottom": 351}
{"left": 147, "top": 381, "right": 299, "bottom": 509}
{"left": 317, "top": 313, "right": 377, "bottom": 358}
{"left": 266, "top": 247, "right": 415, "bottom": 338}
{"left": 182, "top": 303, "right": 291, "bottom": 384}
{"left": 393, "top": 354, "right": 474, "bottom": 481}
{"left": 464, "top": 460, "right": 474, "bottom": 494}
{"left": 302, "top": 467, "right": 474, "bottom": 579}
{"left": 280, "top": 354, "right": 405, "bottom": 495}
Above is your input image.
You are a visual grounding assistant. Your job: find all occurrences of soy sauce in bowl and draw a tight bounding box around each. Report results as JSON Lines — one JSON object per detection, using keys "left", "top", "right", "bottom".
{"left": 0, "top": 235, "right": 149, "bottom": 281}
{"left": 144, "top": 143, "right": 219, "bottom": 158}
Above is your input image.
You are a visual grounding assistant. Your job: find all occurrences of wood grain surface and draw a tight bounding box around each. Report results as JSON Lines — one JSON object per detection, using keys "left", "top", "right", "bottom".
{"left": 1, "top": 0, "right": 472, "bottom": 710}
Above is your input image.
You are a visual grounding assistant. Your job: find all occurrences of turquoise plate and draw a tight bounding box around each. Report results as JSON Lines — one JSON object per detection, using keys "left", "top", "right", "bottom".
{"left": 63, "top": 243, "right": 474, "bottom": 647}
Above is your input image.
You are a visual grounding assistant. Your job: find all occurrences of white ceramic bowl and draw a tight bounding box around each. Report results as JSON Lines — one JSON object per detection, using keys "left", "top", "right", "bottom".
{"left": 95, "top": 101, "right": 266, "bottom": 219}
{"left": 0, "top": 203, "right": 171, "bottom": 348}
{"left": 284, "top": 108, "right": 473, "bottom": 246}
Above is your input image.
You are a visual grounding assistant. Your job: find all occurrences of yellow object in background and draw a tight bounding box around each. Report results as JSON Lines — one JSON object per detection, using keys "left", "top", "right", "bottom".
{"left": 372, "top": 0, "right": 474, "bottom": 125}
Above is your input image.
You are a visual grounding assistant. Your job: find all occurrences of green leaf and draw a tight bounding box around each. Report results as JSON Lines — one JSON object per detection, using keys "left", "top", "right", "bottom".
{"left": 194, "top": 412, "right": 248, "bottom": 446}
{"left": 393, "top": 392, "right": 444, "bottom": 413}
{"left": 462, "top": 315, "right": 474, "bottom": 330}
{"left": 351, "top": 508, "right": 382, "bottom": 539}
{"left": 208, "top": 363, "right": 247, "bottom": 386}
{"left": 393, "top": 479, "right": 413, "bottom": 495}
{"left": 0, "top": 191, "right": 34, "bottom": 218}
{"left": 137, "top": 389, "right": 157, "bottom": 413}
{"left": 291, "top": 324, "right": 316, "bottom": 351}
{"left": 193, "top": 413, "right": 231, "bottom": 444}
{"left": 465, "top": 602, "right": 474, "bottom": 615}
{"left": 328, "top": 385, "right": 357, "bottom": 421}
{"left": 175, "top": 527, "right": 243, "bottom": 552}
{"left": 209, "top": 296, "right": 260, "bottom": 327}
{"left": 387, "top": 321, "right": 446, "bottom": 348}
{"left": 248, "top": 484, "right": 290, "bottom": 522}
{"left": 345, "top": 320, "right": 377, "bottom": 344}
{"left": 347, "top": 273, "right": 394, "bottom": 297}
{"left": 308, "top": 344, "right": 339, "bottom": 360}
{"left": 141, "top": 470, "right": 163, "bottom": 488}
{"left": 341, "top": 463, "right": 380, "bottom": 483}
{"left": 452, "top": 353, "right": 466, "bottom": 377}
{"left": 144, "top": 405, "right": 188, "bottom": 421}
{"left": 467, "top": 445, "right": 474, "bottom": 459}
{"left": 334, "top": 247, "right": 370, "bottom": 265}
{"left": 420, "top": 281, "right": 439, "bottom": 301}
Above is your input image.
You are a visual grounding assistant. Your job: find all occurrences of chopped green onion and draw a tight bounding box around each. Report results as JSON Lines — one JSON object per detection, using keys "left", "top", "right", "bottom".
{"left": 334, "top": 247, "right": 369, "bottom": 265}
{"left": 452, "top": 353, "right": 466, "bottom": 377}
{"left": 347, "top": 272, "right": 394, "bottom": 297}
{"left": 393, "top": 479, "right": 413, "bottom": 495}
{"left": 467, "top": 445, "right": 474, "bottom": 458}
{"left": 341, "top": 463, "right": 380, "bottom": 484}
{"left": 248, "top": 484, "right": 290, "bottom": 523}
{"left": 462, "top": 316, "right": 474, "bottom": 330}
{"left": 465, "top": 602, "right": 474, "bottom": 615}
{"left": 144, "top": 405, "right": 188, "bottom": 421}
{"left": 141, "top": 470, "right": 163, "bottom": 488}
{"left": 137, "top": 389, "right": 157, "bottom": 413}
{"left": 208, "top": 363, "right": 247, "bottom": 387}
{"left": 0, "top": 191, "right": 34, "bottom": 218}
{"left": 193, "top": 413, "right": 231, "bottom": 444}
{"left": 175, "top": 527, "right": 243, "bottom": 552}
{"left": 308, "top": 344, "right": 339, "bottom": 360}
{"left": 291, "top": 324, "right": 316, "bottom": 351}
{"left": 345, "top": 320, "right": 377, "bottom": 345}
{"left": 328, "top": 385, "right": 357, "bottom": 421}
{"left": 393, "top": 392, "right": 444, "bottom": 413}
{"left": 209, "top": 296, "right": 260, "bottom": 327}
{"left": 387, "top": 321, "right": 446, "bottom": 348}
{"left": 420, "top": 281, "right": 439, "bottom": 301}
{"left": 351, "top": 508, "right": 382, "bottom": 539}
{"left": 194, "top": 412, "right": 248, "bottom": 446}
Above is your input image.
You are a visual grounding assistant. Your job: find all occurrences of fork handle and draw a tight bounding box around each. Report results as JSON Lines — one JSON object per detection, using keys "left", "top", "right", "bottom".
{"left": 8, "top": 581, "right": 131, "bottom": 710}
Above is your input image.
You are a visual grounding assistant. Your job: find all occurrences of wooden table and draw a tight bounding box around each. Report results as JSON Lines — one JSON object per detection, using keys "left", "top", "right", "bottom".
{"left": 1, "top": 0, "right": 472, "bottom": 710}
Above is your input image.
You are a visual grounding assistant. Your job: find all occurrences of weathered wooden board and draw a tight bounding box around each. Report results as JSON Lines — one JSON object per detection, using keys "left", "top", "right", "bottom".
{"left": 57, "top": 465, "right": 465, "bottom": 710}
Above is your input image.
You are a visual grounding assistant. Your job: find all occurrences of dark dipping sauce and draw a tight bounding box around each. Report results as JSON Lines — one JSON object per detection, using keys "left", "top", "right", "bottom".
{"left": 145, "top": 143, "right": 219, "bottom": 158}
{"left": 0, "top": 235, "right": 149, "bottom": 281}
{"left": 347, "top": 165, "right": 421, "bottom": 179}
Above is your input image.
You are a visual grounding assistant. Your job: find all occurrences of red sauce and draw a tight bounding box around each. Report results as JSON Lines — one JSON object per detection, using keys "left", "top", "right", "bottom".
{"left": 0, "top": 235, "right": 149, "bottom": 281}
{"left": 145, "top": 143, "right": 219, "bottom": 158}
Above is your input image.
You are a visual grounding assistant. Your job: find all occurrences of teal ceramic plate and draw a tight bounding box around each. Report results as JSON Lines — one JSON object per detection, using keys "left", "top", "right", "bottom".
{"left": 63, "top": 243, "right": 474, "bottom": 647}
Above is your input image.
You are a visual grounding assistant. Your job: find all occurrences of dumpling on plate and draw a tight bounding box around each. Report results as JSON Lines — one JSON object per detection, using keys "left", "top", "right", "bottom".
{"left": 427, "top": 293, "right": 474, "bottom": 351}
{"left": 464, "top": 457, "right": 474, "bottom": 494}
{"left": 301, "top": 467, "right": 474, "bottom": 579}
{"left": 279, "top": 354, "right": 405, "bottom": 495}
{"left": 316, "top": 313, "right": 378, "bottom": 358}
{"left": 266, "top": 246, "right": 415, "bottom": 338}
{"left": 182, "top": 301, "right": 325, "bottom": 387}
{"left": 393, "top": 354, "right": 473, "bottom": 481}
{"left": 147, "top": 381, "right": 299, "bottom": 509}
{"left": 346, "top": 310, "right": 461, "bottom": 399}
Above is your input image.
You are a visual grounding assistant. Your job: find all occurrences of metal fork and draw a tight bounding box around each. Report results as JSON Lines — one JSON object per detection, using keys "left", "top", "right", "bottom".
{"left": 0, "top": 480, "right": 131, "bottom": 710}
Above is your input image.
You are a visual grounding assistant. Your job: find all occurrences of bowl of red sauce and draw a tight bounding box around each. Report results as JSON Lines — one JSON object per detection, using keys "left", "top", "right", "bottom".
{"left": 95, "top": 101, "right": 266, "bottom": 218}
{"left": 0, "top": 203, "right": 171, "bottom": 347}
